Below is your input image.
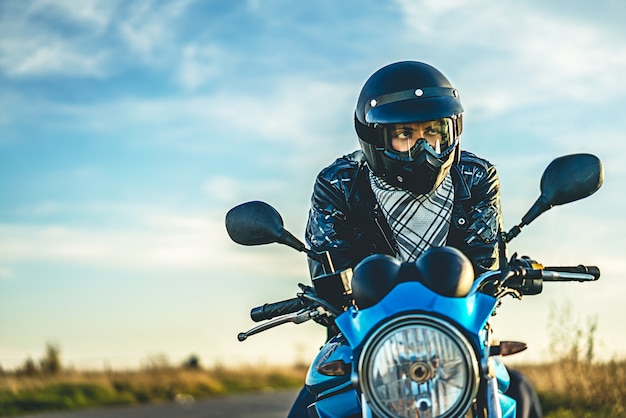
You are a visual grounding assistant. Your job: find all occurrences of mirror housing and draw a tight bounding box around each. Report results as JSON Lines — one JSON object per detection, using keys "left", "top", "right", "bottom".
{"left": 225, "top": 201, "right": 306, "bottom": 252}
{"left": 541, "top": 153, "right": 604, "bottom": 206}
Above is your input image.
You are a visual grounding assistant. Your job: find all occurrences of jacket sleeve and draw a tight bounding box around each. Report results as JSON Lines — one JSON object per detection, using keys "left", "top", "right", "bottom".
{"left": 305, "top": 158, "right": 363, "bottom": 278}
{"left": 455, "top": 154, "right": 503, "bottom": 271}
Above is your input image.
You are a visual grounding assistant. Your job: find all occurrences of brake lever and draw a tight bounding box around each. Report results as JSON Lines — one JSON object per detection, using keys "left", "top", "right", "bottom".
{"left": 237, "top": 309, "right": 315, "bottom": 342}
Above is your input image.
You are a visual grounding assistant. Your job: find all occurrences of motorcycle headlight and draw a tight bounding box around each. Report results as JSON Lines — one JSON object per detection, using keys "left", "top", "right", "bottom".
{"left": 358, "top": 315, "right": 479, "bottom": 418}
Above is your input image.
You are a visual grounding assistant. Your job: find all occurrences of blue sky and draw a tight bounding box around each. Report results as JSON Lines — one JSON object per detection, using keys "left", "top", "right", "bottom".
{"left": 1, "top": 0, "right": 625, "bottom": 370}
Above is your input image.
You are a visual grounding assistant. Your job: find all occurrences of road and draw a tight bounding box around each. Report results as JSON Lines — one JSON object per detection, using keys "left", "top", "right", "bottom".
{"left": 19, "top": 389, "right": 300, "bottom": 418}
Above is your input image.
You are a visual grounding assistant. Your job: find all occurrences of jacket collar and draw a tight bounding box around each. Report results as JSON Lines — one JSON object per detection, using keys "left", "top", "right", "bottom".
{"left": 451, "top": 164, "right": 471, "bottom": 201}
{"left": 354, "top": 154, "right": 471, "bottom": 202}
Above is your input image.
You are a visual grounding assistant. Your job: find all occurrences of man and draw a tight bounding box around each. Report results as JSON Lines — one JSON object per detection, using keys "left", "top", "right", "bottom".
{"left": 288, "top": 61, "right": 541, "bottom": 418}
{"left": 306, "top": 61, "right": 501, "bottom": 280}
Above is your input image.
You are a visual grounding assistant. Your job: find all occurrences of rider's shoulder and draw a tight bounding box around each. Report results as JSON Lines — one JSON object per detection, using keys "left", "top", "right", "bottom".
{"left": 317, "top": 150, "right": 366, "bottom": 183}
{"left": 459, "top": 150, "right": 496, "bottom": 173}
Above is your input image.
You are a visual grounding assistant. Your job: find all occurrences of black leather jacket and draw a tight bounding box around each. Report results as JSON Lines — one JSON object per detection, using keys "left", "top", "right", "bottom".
{"left": 305, "top": 149, "right": 503, "bottom": 278}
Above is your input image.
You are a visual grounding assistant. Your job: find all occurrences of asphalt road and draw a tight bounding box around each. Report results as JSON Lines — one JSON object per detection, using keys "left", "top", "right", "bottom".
{"left": 19, "top": 389, "right": 300, "bottom": 418}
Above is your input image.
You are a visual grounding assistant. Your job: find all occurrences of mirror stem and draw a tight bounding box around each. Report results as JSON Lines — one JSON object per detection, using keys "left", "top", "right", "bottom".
{"left": 503, "top": 195, "right": 551, "bottom": 244}
{"left": 521, "top": 196, "right": 551, "bottom": 226}
{"left": 503, "top": 225, "right": 522, "bottom": 244}
{"left": 498, "top": 230, "right": 509, "bottom": 268}
{"left": 278, "top": 228, "right": 307, "bottom": 252}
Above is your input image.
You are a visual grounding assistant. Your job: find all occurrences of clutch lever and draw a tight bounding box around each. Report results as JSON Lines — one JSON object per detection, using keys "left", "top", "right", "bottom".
{"left": 238, "top": 309, "right": 315, "bottom": 342}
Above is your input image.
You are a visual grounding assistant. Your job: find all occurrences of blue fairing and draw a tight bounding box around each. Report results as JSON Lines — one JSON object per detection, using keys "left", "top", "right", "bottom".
{"left": 336, "top": 281, "right": 497, "bottom": 350}
{"left": 500, "top": 393, "right": 517, "bottom": 417}
{"left": 306, "top": 280, "right": 518, "bottom": 417}
{"left": 494, "top": 355, "right": 511, "bottom": 393}
{"left": 310, "top": 389, "right": 362, "bottom": 418}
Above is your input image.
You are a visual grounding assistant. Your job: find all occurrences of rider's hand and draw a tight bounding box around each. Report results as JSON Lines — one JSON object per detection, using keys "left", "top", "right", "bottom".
{"left": 508, "top": 253, "right": 542, "bottom": 270}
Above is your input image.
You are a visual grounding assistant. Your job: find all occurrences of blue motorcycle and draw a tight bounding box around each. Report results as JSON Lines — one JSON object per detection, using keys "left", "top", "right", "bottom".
{"left": 226, "top": 153, "right": 603, "bottom": 418}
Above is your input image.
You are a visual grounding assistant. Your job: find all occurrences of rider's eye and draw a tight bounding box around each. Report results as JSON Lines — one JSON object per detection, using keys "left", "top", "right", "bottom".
{"left": 397, "top": 130, "right": 413, "bottom": 140}
{"left": 425, "top": 127, "right": 441, "bottom": 136}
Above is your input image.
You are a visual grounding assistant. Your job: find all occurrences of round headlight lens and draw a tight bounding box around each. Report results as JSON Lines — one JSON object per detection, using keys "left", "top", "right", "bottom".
{"left": 359, "top": 315, "right": 478, "bottom": 418}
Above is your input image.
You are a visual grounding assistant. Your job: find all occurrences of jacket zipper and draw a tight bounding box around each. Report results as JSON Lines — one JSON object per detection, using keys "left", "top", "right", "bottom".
{"left": 372, "top": 204, "right": 396, "bottom": 254}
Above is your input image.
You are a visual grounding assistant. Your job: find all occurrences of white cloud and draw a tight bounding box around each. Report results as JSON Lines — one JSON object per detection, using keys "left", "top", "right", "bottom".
{"left": 3, "top": 72, "right": 355, "bottom": 155}
{"left": 116, "top": 0, "right": 194, "bottom": 63}
{"left": 0, "top": 38, "right": 109, "bottom": 78}
{"left": 0, "top": 199, "right": 220, "bottom": 270}
{"left": 204, "top": 77, "right": 356, "bottom": 147}
{"left": 511, "top": 16, "right": 626, "bottom": 99}
{"left": 0, "top": 0, "right": 117, "bottom": 77}
{"left": 393, "top": 0, "right": 626, "bottom": 116}
{"left": 29, "top": 0, "right": 119, "bottom": 32}
{"left": 0, "top": 0, "right": 197, "bottom": 78}
{"left": 176, "top": 44, "right": 224, "bottom": 90}
{"left": 203, "top": 176, "right": 288, "bottom": 204}
{"left": 0, "top": 200, "right": 308, "bottom": 277}
{"left": 0, "top": 15, "right": 110, "bottom": 78}
{"left": 0, "top": 219, "right": 213, "bottom": 271}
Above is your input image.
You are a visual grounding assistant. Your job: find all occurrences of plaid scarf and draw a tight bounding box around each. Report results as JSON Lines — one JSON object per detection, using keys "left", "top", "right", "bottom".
{"left": 369, "top": 171, "right": 454, "bottom": 262}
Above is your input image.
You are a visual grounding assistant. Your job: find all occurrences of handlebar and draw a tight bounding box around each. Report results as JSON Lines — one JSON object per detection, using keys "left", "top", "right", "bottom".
{"left": 515, "top": 265, "right": 600, "bottom": 295}
{"left": 248, "top": 265, "right": 600, "bottom": 320}
{"left": 240, "top": 263, "right": 601, "bottom": 342}
{"left": 476, "top": 264, "right": 601, "bottom": 297}
{"left": 250, "top": 297, "right": 307, "bottom": 322}
{"left": 543, "top": 265, "right": 600, "bottom": 281}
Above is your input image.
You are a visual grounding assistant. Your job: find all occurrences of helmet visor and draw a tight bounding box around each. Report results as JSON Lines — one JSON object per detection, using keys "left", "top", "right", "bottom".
{"left": 382, "top": 118, "right": 457, "bottom": 161}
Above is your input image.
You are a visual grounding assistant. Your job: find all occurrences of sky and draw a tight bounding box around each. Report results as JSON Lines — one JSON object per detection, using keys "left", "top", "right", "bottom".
{"left": 1, "top": 0, "right": 625, "bottom": 371}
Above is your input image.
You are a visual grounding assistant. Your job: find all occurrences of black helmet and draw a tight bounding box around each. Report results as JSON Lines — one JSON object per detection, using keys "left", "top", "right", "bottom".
{"left": 355, "top": 61, "right": 464, "bottom": 194}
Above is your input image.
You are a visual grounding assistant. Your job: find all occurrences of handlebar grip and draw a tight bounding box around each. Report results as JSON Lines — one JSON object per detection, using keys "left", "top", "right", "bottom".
{"left": 250, "top": 298, "right": 306, "bottom": 322}
{"left": 544, "top": 265, "right": 601, "bottom": 280}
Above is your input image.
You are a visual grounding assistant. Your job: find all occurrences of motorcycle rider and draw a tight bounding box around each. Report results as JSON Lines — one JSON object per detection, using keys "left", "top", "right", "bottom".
{"left": 288, "top": 61, "right": 542, "bottom": 417}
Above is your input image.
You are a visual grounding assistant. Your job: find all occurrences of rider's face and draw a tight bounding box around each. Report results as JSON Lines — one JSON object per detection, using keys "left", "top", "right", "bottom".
{"left": 388, "top": 120, "right": 445, "bottom": 154}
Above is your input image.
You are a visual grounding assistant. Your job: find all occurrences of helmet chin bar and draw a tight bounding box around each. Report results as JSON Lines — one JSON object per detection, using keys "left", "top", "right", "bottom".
{"left": 375, "top": 143, "right": 456, "bottom": 195}
{"left": 379, "top": 155, "right": 446, "bottom": 195}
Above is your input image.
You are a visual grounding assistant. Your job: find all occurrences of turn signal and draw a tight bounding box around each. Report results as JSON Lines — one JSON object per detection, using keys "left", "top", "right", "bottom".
{"left": 317, "top": 360, "right": 351, "bottom": 376}
{"left": 490, "top": 341, "right": 528, "bottom": 357}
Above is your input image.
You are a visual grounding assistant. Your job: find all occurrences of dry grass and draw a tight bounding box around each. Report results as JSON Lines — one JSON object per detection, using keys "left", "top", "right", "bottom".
{"left": 514, "top": 359, "right": 626, "bottom": 417}
{"left": 3, "top": 332, "right": 624, "bottom": 417}
{"left": 0, "top": 364, "right": 307, "bottom": 416}
{"left": 2, "top": 360, "right": 625, "bottom": 416}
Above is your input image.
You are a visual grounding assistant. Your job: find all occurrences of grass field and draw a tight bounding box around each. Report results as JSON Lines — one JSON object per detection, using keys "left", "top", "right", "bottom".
{"left": 2, "top": 329, "right": 625, "bottom": 418}
{"left": 515, "top": 359, "right": 626, "bottom": 418}
{"left": 0, "top": 363, "right": 307, "bottom": 416}
{"left": 2, "top": 359, "right": 625, "bottom": 417}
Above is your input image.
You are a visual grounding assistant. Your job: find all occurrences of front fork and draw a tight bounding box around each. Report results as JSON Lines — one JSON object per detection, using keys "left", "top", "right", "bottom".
{"left": 480, "top": 324, "right": 516, "bottom": 418}
{"left": 486, "top": 371, "right": 503, "bottom": 418}
{"left": 471, "top": 360, "right": 515, "bottom": 418}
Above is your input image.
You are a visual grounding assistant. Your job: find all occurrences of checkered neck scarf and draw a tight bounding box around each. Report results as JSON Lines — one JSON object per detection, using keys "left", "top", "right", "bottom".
{"left": 369, "top": 171, "right": 454, "bottom": 262}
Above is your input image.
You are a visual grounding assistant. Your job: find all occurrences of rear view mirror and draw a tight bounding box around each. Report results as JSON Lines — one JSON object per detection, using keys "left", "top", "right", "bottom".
{"left": 225, "top": 201, "right": 285, "bottom": 246}
{"left": 503, "top": 153, "right": 603, "bottom": 243}
{"left": 521, "top": 153, "right": 604, "bottom": 226}
{"left": 540, "top": 153, "right": 604, "bottom": 206}
{"left": 225, "top": 201, "right": 307, "bottom": 252}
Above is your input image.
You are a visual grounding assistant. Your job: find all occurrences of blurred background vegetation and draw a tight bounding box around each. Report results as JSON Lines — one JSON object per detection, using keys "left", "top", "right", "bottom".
{"left": 0, "top": 343, "right": 306, "bottom": 416}
{"left": 512, "top": 302, "right": 625, "bottom": 418}
{"left": 1, "top": 304, "right": 623, "bottom": 417}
